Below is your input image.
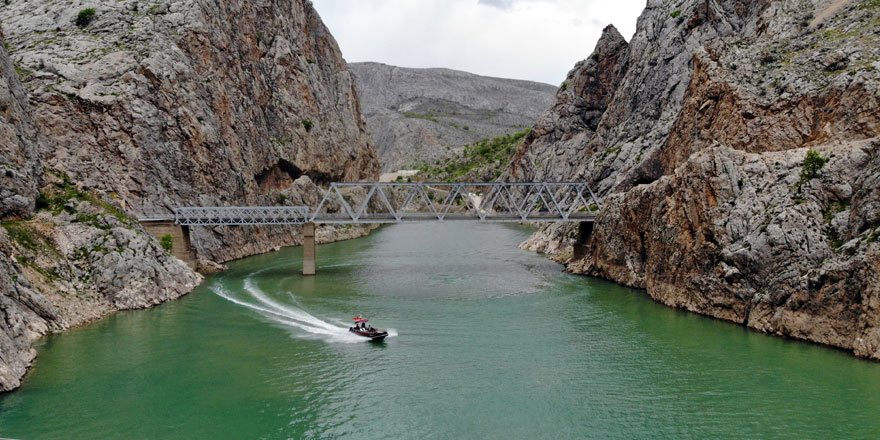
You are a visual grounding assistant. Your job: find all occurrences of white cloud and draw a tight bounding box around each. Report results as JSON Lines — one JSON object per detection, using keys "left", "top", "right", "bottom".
{"left": 312, "top": 0, "right": 645, "bottom": 85}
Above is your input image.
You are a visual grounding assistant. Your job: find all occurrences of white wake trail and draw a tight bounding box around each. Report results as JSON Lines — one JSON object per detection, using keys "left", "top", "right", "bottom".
{"left": 211, "top": 278, "right": 371, "bottom": 343}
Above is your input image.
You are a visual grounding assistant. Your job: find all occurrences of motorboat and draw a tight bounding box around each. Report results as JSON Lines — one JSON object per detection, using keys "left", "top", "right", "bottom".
{"left": 349, "top": 316, "right": 388, "bottom": 341}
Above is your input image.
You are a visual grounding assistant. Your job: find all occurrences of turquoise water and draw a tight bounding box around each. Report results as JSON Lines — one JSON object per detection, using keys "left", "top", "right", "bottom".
{"left": 2, "top": 223, "right": 880, "bottom": 439}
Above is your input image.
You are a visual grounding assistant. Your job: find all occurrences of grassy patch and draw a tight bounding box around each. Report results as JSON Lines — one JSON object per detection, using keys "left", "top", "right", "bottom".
{"left": 2, "top": 221, "right": 62, "bottom": 261}
{"left": 14, "top": 255, "right": 60, "bottom": 281}
{"left": 36, "top": 170, "right": 134, "bottom": 226}
{"left": 670, "top": 9, "right": 682, "bottom": 18}
{"left": 403, "top": 112, "right": 439, "bottom": 123}
{"left": 414, "top": 128, "right": 530, "bottom": 181}
{"left": 1, "top": 221, "right": 40, "bottom": 251}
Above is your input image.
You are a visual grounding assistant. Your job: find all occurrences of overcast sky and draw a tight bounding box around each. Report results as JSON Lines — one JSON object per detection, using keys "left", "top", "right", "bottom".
{"left": 311, "top": 0, "right": 646, "bottom": 85}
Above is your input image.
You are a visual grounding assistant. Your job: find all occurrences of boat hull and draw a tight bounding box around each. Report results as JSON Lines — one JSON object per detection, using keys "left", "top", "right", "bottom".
{"left": 350, "top": 328, "right": 388, "bottom": 341}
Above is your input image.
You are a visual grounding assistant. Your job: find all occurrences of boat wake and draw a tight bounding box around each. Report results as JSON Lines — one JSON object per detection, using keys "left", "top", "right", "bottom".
{"left": 211, "top": 277, "right": 396, "bottom": 343}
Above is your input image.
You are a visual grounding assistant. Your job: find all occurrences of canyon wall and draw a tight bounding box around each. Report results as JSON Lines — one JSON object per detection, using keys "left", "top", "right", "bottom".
{"left": 512, "top": 0, "right": 880, "bottom": 358}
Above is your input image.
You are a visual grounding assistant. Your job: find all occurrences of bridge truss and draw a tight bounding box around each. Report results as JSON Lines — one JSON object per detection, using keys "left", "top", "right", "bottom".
{"left": 309, "top": 182, "right": 601, "bottom": 223}
{"left": 173, "top": 206, "right": 310, "bottom": 226}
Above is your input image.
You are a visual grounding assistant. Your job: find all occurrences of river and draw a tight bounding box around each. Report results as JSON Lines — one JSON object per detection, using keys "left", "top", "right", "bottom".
{"left": 2, "top": 223, "right": 880, "bottom": 439}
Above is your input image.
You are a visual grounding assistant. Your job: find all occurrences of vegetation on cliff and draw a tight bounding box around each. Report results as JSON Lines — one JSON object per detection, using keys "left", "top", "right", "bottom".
{"left": 412, "top": 128, "right": 530, "bottom": 181}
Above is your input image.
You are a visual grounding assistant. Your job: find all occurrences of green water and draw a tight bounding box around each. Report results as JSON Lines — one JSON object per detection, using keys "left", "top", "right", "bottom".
{"left": 2, "top": 223, "right": 880, "bottom": 439}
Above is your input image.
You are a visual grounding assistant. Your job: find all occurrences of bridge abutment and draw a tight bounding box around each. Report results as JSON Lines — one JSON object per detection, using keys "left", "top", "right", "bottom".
{"left": 302, "top": 222, "right": 316, "bottom": 276}
{"left": 140, "top": 221, "right": 196, "bottom": 268}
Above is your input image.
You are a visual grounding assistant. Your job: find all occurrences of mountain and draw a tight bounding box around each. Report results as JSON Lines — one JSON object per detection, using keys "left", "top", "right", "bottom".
{"left": 349, "top": 62, "right": 556, "bottom": 171}
{"left": 510, "top": 0, "right": 880, "bottom": 359}
{"left": 0, "top": 0, "right": 378, "bottom": 391}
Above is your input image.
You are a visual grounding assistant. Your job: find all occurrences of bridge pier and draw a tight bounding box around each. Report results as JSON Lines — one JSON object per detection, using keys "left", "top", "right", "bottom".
{"left": 302, "top": 222, "right": 316, "bottom": 276}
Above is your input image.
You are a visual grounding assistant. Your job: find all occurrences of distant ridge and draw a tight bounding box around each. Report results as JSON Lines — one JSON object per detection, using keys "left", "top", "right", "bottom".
{"left": 350, "top": 62, "right": 557, "bottom": 171}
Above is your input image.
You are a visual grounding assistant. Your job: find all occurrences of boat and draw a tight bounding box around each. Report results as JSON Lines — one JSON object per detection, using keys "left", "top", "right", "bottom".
{"left": 349, "top": 316, "right": 388, "bottom": 341}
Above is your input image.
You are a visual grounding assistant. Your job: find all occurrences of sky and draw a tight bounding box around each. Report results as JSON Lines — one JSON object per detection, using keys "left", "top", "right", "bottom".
{"left": 311, "top": 0, "right": 646, "bottom": 86}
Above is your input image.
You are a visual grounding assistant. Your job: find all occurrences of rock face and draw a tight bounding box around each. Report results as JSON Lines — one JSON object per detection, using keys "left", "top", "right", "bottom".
{"left": 0, "top": 37, "right": 40, "bottom": 219}
{"left": 350, "top": 62, "right": 556, "bottom": 171}
{"left": 507, "top": 25, "right": 629, "bottom": 183}
{"left": 0, "top": 0, "right": 379, "bottom": 391}
{"left": 1, "top": 0, "right": 379, "bottom": 262}
{"left": 511, "top": 0, "right": 880, "bottom": 358}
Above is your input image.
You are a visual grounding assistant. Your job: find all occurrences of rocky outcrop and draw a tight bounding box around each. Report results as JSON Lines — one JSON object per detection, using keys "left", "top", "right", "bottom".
{"left": 0, "top": 200, "right": 202, "bottom": 392}
{"left": 511, "top": 0, "right": 880, "bottom": 358}
{"left": 507, "top": 25, "right": 629, "bottom": 183}
{"left": 570, "top": 143, "right": 880, "bottom": 357}
{"left": 1, "top": 0, "right": 379, "bottom": 263}
{"left": 350, "top": 62, "right": 556, "bottom": 171}
{"left": 0, "top": 36, "right": 40, "bottom": 219}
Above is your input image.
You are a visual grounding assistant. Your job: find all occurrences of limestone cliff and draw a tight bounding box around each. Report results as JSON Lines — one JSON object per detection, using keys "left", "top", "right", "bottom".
{"left": 512, "top": 0, "right": 880, "bottom": 358}
{"left": 1, "top": 0, "right": 379, "bottom": 262}
{"left": 350, "top": 62, "right": 555, "bottom": 171}
{"left": 0, "top": 0, "right": 379, "bottom": 391}
{"left": 0, "top": 33, "right": 40, "bottom": 219}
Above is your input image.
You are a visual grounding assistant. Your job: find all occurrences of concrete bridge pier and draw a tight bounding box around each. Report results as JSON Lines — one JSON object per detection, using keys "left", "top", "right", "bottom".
{"left": 302, "top": 222, "right": 316, "bottom": 276}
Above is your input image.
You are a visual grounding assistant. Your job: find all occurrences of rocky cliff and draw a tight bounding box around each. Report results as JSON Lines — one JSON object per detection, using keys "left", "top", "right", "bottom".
{"left": 349, "top": 62, "right": 555, "bottom": 171}
{"left": 0, "top": 29, "right": 40, "bottom": 220}
{"left": 512, "top": 0, "right": 880, "bottom": 358}
{"left": 0, "top": 0, "right": 379, "bottom": 391}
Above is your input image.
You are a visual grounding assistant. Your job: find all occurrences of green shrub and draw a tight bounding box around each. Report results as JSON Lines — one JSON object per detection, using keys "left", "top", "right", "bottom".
{"left": 671, "top": 9, "right": 682, "bottom": 18}
{"left": 800, "top": 149, "right": 828, "bottom": 182}
{"left": 275, "top": 194, "right": 289, "bottom": 205}
{"left": 75, "top": 8, "right": 97, "bottom": 27}
{"left": 302, "top": 119, "right": 313, "bottom": 132}
{"left": 160, "top": 234, "right": 174, "bottom": 252}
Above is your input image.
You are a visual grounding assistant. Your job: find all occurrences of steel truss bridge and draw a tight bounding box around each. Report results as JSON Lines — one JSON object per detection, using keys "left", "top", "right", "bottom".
{"left": 170, "top": 182, "right": 601, "bottom": 226}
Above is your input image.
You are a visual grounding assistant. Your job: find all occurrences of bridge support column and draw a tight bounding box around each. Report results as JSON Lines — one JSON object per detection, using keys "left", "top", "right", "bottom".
{"left": 302, "top": 222, "right": 316, "bottom": 276}
{"left": 573, "top": 221, "right": 593, "bottom": 260}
